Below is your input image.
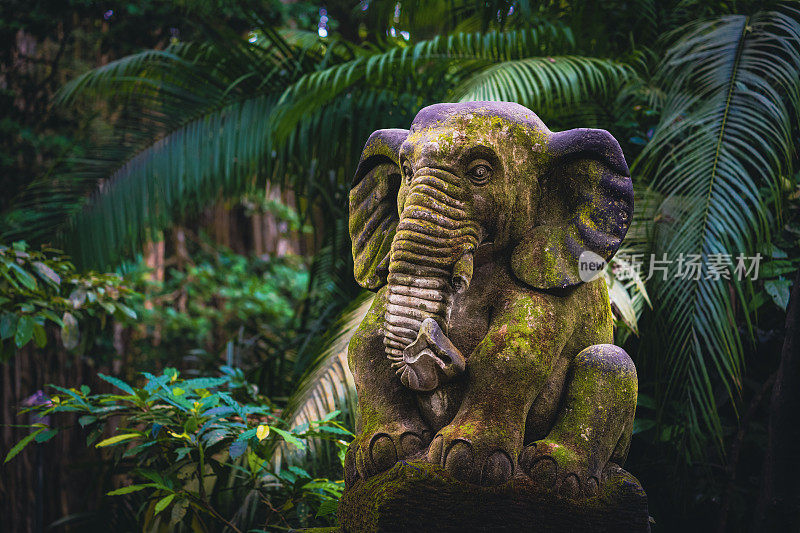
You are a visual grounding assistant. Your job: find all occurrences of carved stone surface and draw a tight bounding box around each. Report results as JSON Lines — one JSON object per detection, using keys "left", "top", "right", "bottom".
{"left": 341, "top": 102, "right": 646, "bottom": 526}
{"left": 339, "top": 461, "right": 649, "bottom": 532}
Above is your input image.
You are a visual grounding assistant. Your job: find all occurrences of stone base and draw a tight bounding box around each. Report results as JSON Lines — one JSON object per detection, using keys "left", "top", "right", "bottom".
{"left": 337, "top": 461, "right": 650, "bottom": 533}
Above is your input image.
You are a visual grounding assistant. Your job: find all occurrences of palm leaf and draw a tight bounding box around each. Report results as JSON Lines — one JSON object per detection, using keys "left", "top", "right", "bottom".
{"left": 634, "top": 5, "right": 800, "bottom": 455}
{"left": 63, "top": 94, "right": 281, "bottom": 267}
{"left": 454, "top": 55, "right": 632, "bottom": 118}
{"left": 3, "top": 26, "right": 318, "bottom": 267}
{"left": 270, "top": 292, "right": 373, "bottom": 472}
{"left": 271, "top": 23, "right": 577, "bottom": 136}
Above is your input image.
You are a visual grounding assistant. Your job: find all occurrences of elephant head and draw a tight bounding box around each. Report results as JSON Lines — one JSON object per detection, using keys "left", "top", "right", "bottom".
{"left": 349, "top": 102, "right": 632, "bottom": 391}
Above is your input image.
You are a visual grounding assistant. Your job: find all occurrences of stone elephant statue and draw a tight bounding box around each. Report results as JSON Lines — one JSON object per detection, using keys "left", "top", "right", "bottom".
{"left": 345, "top": 101, "right": 637, "bottom": 499}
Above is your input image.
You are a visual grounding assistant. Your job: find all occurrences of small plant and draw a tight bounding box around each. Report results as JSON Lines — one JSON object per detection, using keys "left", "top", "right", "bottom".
{"left": 5, "top": 366, "right": 352, "bottom": 531}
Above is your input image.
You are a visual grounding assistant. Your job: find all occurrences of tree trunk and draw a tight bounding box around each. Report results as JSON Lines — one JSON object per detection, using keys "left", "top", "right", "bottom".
{"left": 753, "top": 268, "right": 800, "bottom": 530}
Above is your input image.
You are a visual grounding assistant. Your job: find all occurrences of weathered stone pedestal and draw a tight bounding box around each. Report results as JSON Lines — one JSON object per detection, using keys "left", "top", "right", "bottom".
{"left": 337, "top": 461, "right": 650, "bottom": 533}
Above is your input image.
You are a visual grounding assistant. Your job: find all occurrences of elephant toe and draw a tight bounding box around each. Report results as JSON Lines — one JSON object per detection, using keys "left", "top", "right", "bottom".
{"left": 370, "top": 434, "right": 398, "bottom": 472}
{"left": 481, "top": 450, "right": 513, "bottom": 486}
{"left": 400, "top": 431, "right": 425, "bottom": 457}
{"left": 527, "top": 456, "right": 557, "bottom": 489}
{"left": 348, "top": 427, "right": 429, "bottom": 482}
{"left": 428, "top": 434, "right": 444, "bottom": 463}
{"left": 521, "top": 441, "right": 604, "bottom": 500}
{"left": 443, "top": 440, "right": 478, "bottom": 483}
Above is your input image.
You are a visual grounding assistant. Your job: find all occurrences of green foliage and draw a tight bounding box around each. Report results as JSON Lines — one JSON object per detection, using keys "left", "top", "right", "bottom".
{"left": 634, "top": 5, "right": 800, "bottom": 454}
{"left": 7, "top": 367, "right": 352, "bottom": 531}
{"left": 272, "top": 292, "right": 371, "bottom": 471}
{"left": 3, "top": 2, "right": 800, "bottom": 529}
{"left": 125, "top": 243, "right": 308, "bottom": 388}
{"left": 0, "top": 0, "right": 263, "bottom": 219}
{"left": 0, "top": 241, "right": 137, "bottom": 360}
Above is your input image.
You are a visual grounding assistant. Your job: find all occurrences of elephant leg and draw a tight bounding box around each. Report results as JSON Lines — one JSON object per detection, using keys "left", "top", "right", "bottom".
{"left": 520, "top": 344, "right": 637, "bottom": 499}
{"left": 345, "top": 287, "right": 432, "bottom": 487}
{"left": 428, "top": 294, "right": 570, "bottom": 486}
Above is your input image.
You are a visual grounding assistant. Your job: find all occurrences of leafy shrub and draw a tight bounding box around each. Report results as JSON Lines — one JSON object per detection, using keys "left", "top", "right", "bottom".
{"left": 6, "top": 367, "right": 351, "bottom": 532}
{"left": 124, "top": 243, "right": 309, "bottom": 393}
{"left": 0, "top": 241, "right": 137, "bottom": 360}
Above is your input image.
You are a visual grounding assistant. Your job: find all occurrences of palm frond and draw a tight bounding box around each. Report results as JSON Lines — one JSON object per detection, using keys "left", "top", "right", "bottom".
{"left": 634, "top": 6, "right": 800, "bottom": 455}
{"left": 3, "top": 27, "right": 320, "bottom": 266}
{"left": 270, "top": 292, "right": 373, "bottom": 472}
{"left": 63, "top": 94, "right": 280, "bottom": 267}
{"left": 454, "top": 56, "right": 632, "bottom": 118}
{"left": 271, "top": 23, "right": 577, "bottom": 135}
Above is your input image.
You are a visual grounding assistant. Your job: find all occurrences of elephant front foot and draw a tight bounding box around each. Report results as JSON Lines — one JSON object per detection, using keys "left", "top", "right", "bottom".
{"left": 427, "top": 419, "right": 520, "bottom": 486}
{"left": 345, "top": 423, "right": 431, "bottom": 487}
{"left": 519, "top": 439, "right": 601, "bottom": 499}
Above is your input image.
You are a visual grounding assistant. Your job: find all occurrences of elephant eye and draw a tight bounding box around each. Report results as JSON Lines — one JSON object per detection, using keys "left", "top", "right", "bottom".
{"left": 401, "top": 162, "right": 413, "bottom": 183}
{"left": 467, "top": 161, "right": 492, "bottom": 184}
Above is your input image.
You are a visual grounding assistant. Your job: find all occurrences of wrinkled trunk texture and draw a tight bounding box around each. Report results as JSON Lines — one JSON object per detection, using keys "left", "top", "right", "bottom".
{"left": 383, "top": 169, "right": 479, "bottom": 379}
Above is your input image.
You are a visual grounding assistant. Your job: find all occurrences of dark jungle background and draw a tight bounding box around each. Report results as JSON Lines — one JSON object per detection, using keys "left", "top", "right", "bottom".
{"left": 1, "top": 1, "right": 799, "bottom": 531}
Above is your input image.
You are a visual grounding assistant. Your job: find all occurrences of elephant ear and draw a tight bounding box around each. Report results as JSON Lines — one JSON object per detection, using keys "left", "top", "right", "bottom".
{"left": 349, "top": 128, "right": 408, "bottom": 290}
{"left": 511, "top": 128, "right": 633, "bottom": 290}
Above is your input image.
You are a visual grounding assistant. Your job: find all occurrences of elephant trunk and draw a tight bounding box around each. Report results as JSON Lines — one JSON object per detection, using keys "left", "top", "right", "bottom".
{"left": 383, "top": 168, "right": 479, "bottom": 382}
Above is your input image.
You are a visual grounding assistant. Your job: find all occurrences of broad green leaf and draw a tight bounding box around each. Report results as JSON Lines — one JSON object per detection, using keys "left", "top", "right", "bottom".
{"left": 32, "top": 261, "right": 61, "bottom": 286}
{"left": 122, "top": 441, "right": 158, "bottom": 460}
{"left": 154, "top": 493, "right": 176, "bottom": 515}
{"left": 97, "top": 373, "right": 136, "bottom": 395}
{"left": 764, "top": 278, "right": 791, "bottom": 310}
{"left": 316, "top": 425, "right": 352, "bottom": 436}
{"left": 174, "top": 447, "right": 192, "bottom": 461}
{"left": 236, "top": 428, "right": 257, "bottom": 442}
{"left": 181, "top": 377, "right": 228, "bottom": 390}
{"left": 78, "top": 415, "right": 97, "bottom": 427}
{"left": 183, "top": 417, "right": 198, "bottom": 433}
{"left": 41, "top": 310, "right": 63, "bottom": 327}
{"left": 228, "top": 440, "right": 247, "bottom": 459}
{"left": 288, "top": 465, "right": 310, "bottom": 478}
{"left": 0, "top": 313, "right": 17, "bottom": 340}
{"left": 114, "top": 302, "right": 137, "bottom": 320}
{"left": 61, "top": 312, "right": 79, "bottom": 350}
{"left": 319, "top": 410, "right": 341, "bottom": 422}
{"left": 32, "top": 323, "right": 47, "bottom": 348}
{"left": 270, "top": 426, "right": 306, "bottom": 451}
{"left": 107, "top": 483, "right": 156, "bottom": 496}
{"left": 34, "top": 429, "right": 58, "bottom": 443}
{"left": 15, "top": 315, "right": 34, "bottom": 348}
{"left": 96, "top": 433, "right": 140, "bottom": 447}
{"left": 4, "top": 428, "right": 44, "bottom": 463}
{"left": 9, "top": 263, "right": 37, "bottom": 291}
{"left": 608, "top": 280, "right": 639, "bottom": 335}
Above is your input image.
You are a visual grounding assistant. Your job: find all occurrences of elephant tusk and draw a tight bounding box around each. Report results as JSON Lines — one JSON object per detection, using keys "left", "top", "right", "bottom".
{"left": 451, "top": 250, "right": 474, "bottom": 293}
